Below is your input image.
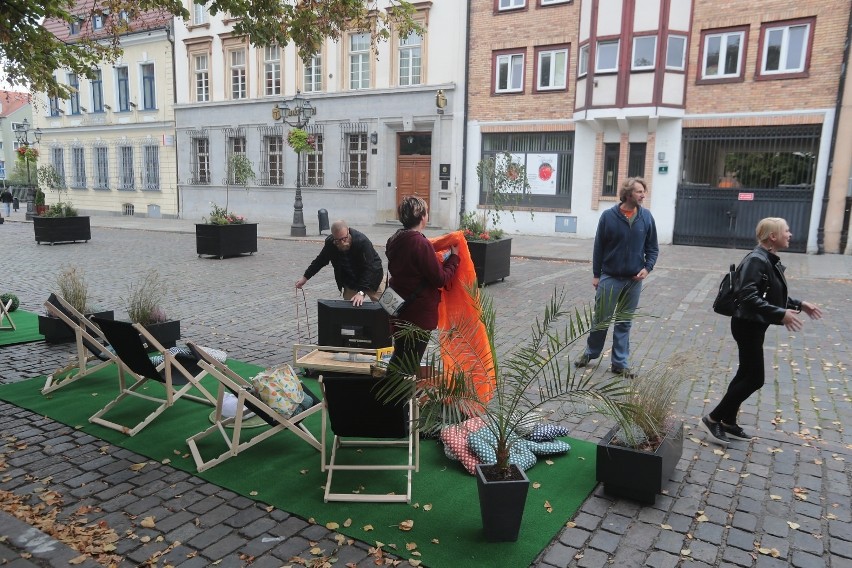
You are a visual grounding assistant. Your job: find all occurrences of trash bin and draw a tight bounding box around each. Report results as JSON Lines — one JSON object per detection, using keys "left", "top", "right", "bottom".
{"left": 318, "top": 208, "right": 329, "bottom": 234}
{"left": 13, "top": 198, "right": 19, "bottom": 212}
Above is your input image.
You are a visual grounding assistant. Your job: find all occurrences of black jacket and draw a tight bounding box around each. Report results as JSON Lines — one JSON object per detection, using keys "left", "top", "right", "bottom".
{"left": 304, "top": 228, "right": 383, "bottom": 293}
{"left": 733, "top": 246, "right": 802, "bottom": 324}
{"left": 0, "top": 190, "right": 12, "bottom": 204}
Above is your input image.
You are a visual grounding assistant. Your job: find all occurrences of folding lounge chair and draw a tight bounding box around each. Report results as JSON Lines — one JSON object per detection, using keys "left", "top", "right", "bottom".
{"left": 0, "top": 297, "right": 15, "bottom": 331}
{"left": 184, "top": 341, "right": 322, "bottom": 472}
{"left": 88, "top": 317, "right": 218, "bottom": 436}
{"left": 42, "top": 293, "right": 117, "bottom": 394}
{"left": 319, "top": 373, "right": 419, "bottom": 503}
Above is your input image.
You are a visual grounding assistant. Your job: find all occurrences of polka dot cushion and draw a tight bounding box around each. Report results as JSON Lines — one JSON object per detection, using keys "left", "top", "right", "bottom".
{"left": 439, "top": 417, "right": 486, "bottom": 475}
{"left": 526, "top": 423, "right": 570, "bottom": 442}
{"left": 468, "top": 429, "right": 572, "bottom": 471}
{"left": 149, "top": 345, "right": 227, "bottom": 367}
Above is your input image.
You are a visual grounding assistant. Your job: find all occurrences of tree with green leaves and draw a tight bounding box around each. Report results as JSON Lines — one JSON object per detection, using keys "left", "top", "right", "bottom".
{"left": 1, "top": 0, "right": 420, "bottom": 99}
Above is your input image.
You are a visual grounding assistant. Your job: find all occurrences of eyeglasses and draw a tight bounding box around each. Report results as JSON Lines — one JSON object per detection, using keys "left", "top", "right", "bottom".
{"left": 332, "top": 231, "right": 351, "bottom": 244}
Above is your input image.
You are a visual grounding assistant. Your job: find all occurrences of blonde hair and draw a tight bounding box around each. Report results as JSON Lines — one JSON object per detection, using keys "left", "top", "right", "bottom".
{"left": 619, "top": 177, "right": 647, "bottom": 203}
{"left": 755, "top": 217, "right": 787, "bottom": 245}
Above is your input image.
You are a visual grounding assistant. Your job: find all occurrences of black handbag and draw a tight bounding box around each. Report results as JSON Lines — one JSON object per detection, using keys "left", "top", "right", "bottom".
{"left": 713, "top": 264, "right": 738, "bottom": 316}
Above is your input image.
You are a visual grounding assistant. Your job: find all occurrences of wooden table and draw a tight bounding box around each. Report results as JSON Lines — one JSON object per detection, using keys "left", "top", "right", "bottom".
{"left": 292, "top": 344, "right": 379, "bottom": 376}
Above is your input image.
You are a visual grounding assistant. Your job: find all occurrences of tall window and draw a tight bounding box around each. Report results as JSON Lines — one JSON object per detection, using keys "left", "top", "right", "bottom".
{"left": 92, "top": 15, "right": 103, "bottom": 30}
{"left": 632, "top": 36, "right": 656, "bottom": 70}
{"left": 71, "top": 147, "right": 86, "bottom": 188}
{"left": 628, "top": 143, "right": 647, "bottom": 178}
{"left": 116, "top": 66, "right": 130, "bottom": 111}
{"left": 119, "top": 146, "right": 135, "bottom": 190}
{"left": 495, "top": 52, "right": 524, "bottom": 93}
{"left": 230, "top": 49, "right": 247, "bottom": 99}
{"left": 192, "top": 136, "right": 211, "bottom": 184}
{"left": 94, "top": 147, "right": 109, "bottom": 189}
{"left": 536, "top": 47, "right": 568, "bottom": 91}
{"left": 227, "top": 135, "right": 247, "bottom": 183}
{"left": 264, "top": 46, "right": 282, "bottom": 95}
{"left": 303, "top": 54, "right": 322, "bottom": 93}
{"left": 602, "top": 143, "right": 619, "bottom": 196}
{"left": 264, "top": 135, "right": 284, "bottom": 185}
{"left": 143, "top": 145, "right": 159, "bottom": 189}
{"left": 192, "top": 1, "right": 208, "bottom": 25}
{"left": 596, "top": 40, "right": 619, "bottom": 72}
{"left": 141, "top": 64, "right": 156, "bottom": 110}
{"left": 51, "top": 148, "right": 66, "bottom": 187}
{"left": 68, "top": 73, "right": 80, "bottom": 114}
{"left": 346, "top": 133, "right": 368, "bottom": 188}
{"left": 578, "top": 44, "right": 589, "bottom": 76}
{"left": 91, "top": 70, "right": 104, "bottom": 112}
{"left": 305, "top": 130, "right": 324, "bottom": 186}
{"left": 760, "top": 21, "right": 811, "bottom": 76}
{"left": 49, "top": 95, "right": 60, "bottom": 117}
{"left": 701, "top": 30, "right": 745, "bottom": 80}
{"left": 349, "top": 33, "right": 370, "bottom": 90}
{"left": 194, "top": 54, "right": 209, "bottom": 102}
{"left": 398, "top": 32, "right": 422, "bottom": 86}
{"left": 666, "top": 35, "right": 687, "bottom": 70}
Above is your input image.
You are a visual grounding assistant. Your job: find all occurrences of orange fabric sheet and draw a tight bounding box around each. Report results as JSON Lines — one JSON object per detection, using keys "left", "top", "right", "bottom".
{"left": 430, "top": 231, "right": 495, "bottom": 405}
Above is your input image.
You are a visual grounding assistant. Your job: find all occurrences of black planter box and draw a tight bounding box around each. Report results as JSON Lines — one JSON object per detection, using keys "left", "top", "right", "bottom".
{"left": 596, "top": 421, "right": 684, "bottom": 505}
{"left": 142, "top": 320, "right": 181, "bottom": 349}
{"left": 33, "top": 216, "right": 91, "bottom": 245}
{"left": 475, "top": 463, "right": 530, "bottom": 542}
{"left": 196, "top": 223, "right": 258, "bottom": 258}
{"left": 39, "top": 309, "right": 114, "bottom": 344}
{"left": 467, "top": 238, "right": 511, "bottom": 286}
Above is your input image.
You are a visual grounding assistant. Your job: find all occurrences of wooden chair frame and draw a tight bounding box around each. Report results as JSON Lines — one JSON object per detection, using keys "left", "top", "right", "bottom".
{"left": 42, "top": 294, "right": 117, "bottom": 394}
{"left": 88, "top": 317, "right": 217, "bottom": 437}
{"left": 0, "top": 298, "right": 15, "bottom": 331}
{"left": 185, "top": 341, "right": 322, "bottom": 472}
{"left": 319, "top": 373, "right": 419, "bottom": 503}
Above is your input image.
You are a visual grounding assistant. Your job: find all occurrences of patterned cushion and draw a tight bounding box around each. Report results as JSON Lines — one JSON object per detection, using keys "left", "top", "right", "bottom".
{"left": 149, "top": 345, "right": 227, "bottom": 367}
{"left": 439, "top": 417, "right": 486, "bottom": 475}
{"left": 468, "top": 428, "right": 572, "bottom": 472}
{"left": 526, "top": 423, "right": 570, "bottom": 442}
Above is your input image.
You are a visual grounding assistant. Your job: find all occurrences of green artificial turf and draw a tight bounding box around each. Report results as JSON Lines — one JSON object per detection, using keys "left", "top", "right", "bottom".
{"left": 0, "top": 310, "right": 44, "bottom": 346}
{"left": 0, "top": 361, "right": 599, "bottom": 567}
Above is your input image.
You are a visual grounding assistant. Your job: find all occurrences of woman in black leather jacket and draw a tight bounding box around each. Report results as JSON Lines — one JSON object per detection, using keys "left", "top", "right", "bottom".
{"left": 701, "top": 218, "right": 822, "bottom": 445}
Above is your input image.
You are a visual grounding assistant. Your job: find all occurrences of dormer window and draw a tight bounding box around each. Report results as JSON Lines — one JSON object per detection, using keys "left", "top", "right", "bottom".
{"left": 69, "top": 18, "right": 82, "bottom": 35}
{"left": 93, "top": 15, "right": 104, "bottom": 30}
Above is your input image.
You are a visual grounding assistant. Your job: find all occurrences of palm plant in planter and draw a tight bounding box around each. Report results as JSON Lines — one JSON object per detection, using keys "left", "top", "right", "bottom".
{"left": 379, "top": 285, "right": 636, "bottom": 542}
{"left": 595, "top": 357, "right": 687, "bottom": 505}
{"left": 464, "top": 152, "right": 531, "bottom": 285}
{"left": 123, "top": 269, "right": 180, "bottom": 349}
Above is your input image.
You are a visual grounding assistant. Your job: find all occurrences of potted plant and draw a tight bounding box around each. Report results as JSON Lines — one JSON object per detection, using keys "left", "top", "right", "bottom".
{"left": 39, "top": 266, "right": 114, "bottom": 343}
{"left": 196, "top": 202, "right": 257, "bottom": 259}
{"left": 122, "top": 269, "right": 180, "bottom": 349}
{"left": 464, "top": 152, "right": 531, "bottom": 285}
{"left": 379, "top": 285, "right": 635, "bottom": 542}
{"left": 595, "top": 358, "right": 687, "bottom": 505}
{"left": 32, "top": 165, "right": 91, "bottom": 245}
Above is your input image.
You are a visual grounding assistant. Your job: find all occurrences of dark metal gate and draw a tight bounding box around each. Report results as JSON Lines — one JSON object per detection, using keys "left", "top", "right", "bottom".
{"left": 673, "top": 125, "right": 821, "bottom": 252}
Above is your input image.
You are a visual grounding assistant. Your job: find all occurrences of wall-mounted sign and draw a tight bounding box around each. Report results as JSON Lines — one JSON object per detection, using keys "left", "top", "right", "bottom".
{"left": 439, "top": 164, "right": 451, "bottom": 180}
{"left": 658, "top": 165, "right": 668, "bottom": 174}
{"left": 738, "top": 193, "right": 755, "bottom": 201}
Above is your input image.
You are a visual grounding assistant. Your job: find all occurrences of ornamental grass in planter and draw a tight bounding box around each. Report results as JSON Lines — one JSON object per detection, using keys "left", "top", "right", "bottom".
{"left": 123, "top": 269, "right": 180, "bottom": 349}
{"left": 39, "top": 266, "right": 113, "bottom": 343}
{"left": 595, "top": 356, "right": 688, "bottom": 505}
{"left": 378, "top": 285, "right": 637, "bottom": 542}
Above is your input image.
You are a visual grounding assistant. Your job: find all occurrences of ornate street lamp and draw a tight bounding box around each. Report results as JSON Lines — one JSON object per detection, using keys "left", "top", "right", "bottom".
{"left": 273, "top": 91, "right": 316, "bottom": 237}
{"left": 14, "top": 118, "right": 43, "bottom": 187}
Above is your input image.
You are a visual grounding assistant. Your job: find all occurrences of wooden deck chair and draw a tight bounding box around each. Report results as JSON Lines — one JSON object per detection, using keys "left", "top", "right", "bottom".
{"left": 319, "top": 373, "right": 419, "bottom": 503}
{"left": 42, "top": 294, "right": 117, "bottom": 394}
{"left": 0, "top": 297, "right": 15, "bottom": 331}
{"left": 184, "top": 341, "right": 323, "bottom": 472}
{"left": 88, "top": 317, "right": 217, "bottom": 436}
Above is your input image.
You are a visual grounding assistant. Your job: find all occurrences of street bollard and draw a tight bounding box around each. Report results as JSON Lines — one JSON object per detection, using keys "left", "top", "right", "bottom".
{"left": 318, "top": 208, "right": 329, "bottom": 235}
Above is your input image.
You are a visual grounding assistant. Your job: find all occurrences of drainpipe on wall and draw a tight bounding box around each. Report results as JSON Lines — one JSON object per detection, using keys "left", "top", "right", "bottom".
{"left": 165, "top": 21, "right": 180, "bottom": 219}
{"left": 816, "top": 5, "right": 852, "bottom": 254}
{"left": 458, "top": 0, "right": 472, "bottom": 226}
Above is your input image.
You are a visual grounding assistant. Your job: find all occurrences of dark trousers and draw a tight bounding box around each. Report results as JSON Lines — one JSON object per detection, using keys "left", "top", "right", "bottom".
{"left": 387, "top": 324, "right": 429, "bottom": 378}
{"left": 710, "top": 317, "right": 770, "bottom": 424}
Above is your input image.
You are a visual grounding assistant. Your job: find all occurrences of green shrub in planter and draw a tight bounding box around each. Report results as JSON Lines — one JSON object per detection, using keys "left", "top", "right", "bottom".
{"left": 0, "top": 293, "right": 19, "bottom": 311}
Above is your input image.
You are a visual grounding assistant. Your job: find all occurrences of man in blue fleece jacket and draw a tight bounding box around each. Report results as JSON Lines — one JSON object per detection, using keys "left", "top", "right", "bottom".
{"left": 575, "top": 177, "right": 659, "bottom": 378}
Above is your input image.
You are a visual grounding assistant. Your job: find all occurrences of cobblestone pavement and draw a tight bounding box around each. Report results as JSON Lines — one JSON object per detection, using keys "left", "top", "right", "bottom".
{"left": 0, "top": 217, "right": 850, "bottom": 568}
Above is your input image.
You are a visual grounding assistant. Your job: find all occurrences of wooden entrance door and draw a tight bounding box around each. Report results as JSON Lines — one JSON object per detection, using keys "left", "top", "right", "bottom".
{"left": 396, "top": 133, "right": 432, "bottom": 211}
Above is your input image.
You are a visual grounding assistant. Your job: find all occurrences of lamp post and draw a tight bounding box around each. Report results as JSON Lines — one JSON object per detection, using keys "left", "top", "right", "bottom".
{"left": 14, "top": 119, "right": 42, "bottom": 220}
{"left": 273, "top": 91, "right": 316, "bottom": 237}
{"left": 14, "top": 118, "right": 42, "bottom": 187}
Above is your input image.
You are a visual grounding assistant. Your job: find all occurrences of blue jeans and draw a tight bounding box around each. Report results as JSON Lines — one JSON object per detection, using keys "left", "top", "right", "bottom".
{"left": 583, "top": 275, "right": 643, "bottom": 369}
{"left": 2, "top": 203, "right": 10, "bottom": 217}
